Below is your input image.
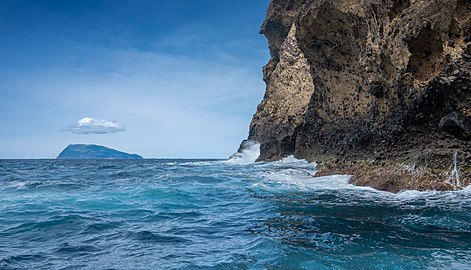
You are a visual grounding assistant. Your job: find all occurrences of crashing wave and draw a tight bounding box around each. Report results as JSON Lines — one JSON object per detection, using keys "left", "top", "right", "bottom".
{"left": 224, "top": 140, "right": 260, "bottom": 165}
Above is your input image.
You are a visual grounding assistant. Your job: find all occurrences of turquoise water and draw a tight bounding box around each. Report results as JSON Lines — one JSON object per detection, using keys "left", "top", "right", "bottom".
{"left": 1, "top": 158, "right": 471, "bottom": 270}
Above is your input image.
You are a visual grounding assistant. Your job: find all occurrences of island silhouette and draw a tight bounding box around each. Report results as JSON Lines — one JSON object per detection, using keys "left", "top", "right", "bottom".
{"left": 57, "top": 144, "right": 143, "bottom": 160}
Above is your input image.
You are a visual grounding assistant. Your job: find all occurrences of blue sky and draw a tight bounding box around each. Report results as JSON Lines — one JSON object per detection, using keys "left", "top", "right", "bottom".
{"left": 0, "top": 0, "right": 270, "bottom": 158}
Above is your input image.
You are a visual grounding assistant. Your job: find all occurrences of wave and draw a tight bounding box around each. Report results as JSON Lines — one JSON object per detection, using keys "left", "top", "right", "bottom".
{"left": 155, "top": 149, "right": 471, "bottom": 203}
{"left": 1, "top": 159, "right": 470, "bottom": 269}
{"left": 240, "top": 154, "right": 354, "bottom": 191}
{"left": 224, "top": 140, "right": 260, "bottom": 165}
{"left": 246, "top": 156, "right": 471, "bottom": 204}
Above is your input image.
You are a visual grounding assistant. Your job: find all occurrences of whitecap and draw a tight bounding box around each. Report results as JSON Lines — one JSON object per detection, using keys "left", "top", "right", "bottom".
{"left": 224, "top": 141, "right": 260, "bottom": 165}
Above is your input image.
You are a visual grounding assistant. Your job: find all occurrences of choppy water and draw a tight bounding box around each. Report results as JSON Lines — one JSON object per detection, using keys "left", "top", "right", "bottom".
{"left": 1, "top": 155, "right": 471, "bottom": 269}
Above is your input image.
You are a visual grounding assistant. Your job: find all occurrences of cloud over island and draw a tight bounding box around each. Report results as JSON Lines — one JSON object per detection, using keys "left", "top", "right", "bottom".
{"left": 64, "top": 117, "right": 125, "bottom": 135}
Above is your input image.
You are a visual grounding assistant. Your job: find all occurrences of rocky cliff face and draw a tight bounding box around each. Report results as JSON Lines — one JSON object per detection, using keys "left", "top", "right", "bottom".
{"left": 246, "top": 0, "right": 471, "bottom": 192}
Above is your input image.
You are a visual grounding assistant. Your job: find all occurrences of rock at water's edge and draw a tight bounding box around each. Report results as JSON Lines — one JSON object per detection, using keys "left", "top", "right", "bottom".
{"left": 244, "top": 0, "right": 471, "bottom": 192}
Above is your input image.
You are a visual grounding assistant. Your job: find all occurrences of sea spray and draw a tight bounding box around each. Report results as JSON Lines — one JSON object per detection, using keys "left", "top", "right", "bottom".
{"left": 225, "top": 140, "right": 260, "bottom": 165}
{"left": 448, "top": 151, "right": 460, "bottom": 187}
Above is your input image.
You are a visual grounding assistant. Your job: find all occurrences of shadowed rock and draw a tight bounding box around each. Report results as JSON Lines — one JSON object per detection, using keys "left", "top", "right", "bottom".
{"left": 439, "top": 111, "right": 471, "bottom": 139}
{"left": 242, "top": 0, "right": 471, "bottom": 192}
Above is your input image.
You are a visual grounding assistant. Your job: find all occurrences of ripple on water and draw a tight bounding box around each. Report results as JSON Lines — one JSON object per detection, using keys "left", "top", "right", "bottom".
{"left": 0, "top": 159, "right": 470, "bottom": 270}
{"left": 125, "top": 230, "right": 192, "bottom": 244}
{"left": 53, "top": 242, "right": 103, "bottom": 254}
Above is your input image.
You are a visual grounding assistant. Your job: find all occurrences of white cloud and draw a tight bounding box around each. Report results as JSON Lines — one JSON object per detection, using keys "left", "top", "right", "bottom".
{"left": 64, "top": 117, "right": 125, "bottom": 134}
{"left": 1, "top": 46, "right": 267, "bottom": 157}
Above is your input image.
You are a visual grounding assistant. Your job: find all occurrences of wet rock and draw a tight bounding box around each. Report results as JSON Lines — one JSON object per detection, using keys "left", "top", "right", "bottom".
{"left": 415, "top": 113, "right": 424, "bottom": 121}
{"left": 447, "top": 76, "right": 457, "bottom": 83}
{"left": 439, "top": 77, "right": 451, "bottom": 85}
{"left": 439, "top": 112, "right": 471, "bottom": 139}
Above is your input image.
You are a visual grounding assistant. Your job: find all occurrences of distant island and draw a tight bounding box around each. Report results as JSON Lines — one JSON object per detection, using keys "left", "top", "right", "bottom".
{"left": 57, "top": 144, "right": 143, "bottom": 160}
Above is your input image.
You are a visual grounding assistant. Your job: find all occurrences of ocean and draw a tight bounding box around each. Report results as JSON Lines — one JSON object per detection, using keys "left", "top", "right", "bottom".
{"left": 1, "top": 148, "right": 471, "bottom": 269}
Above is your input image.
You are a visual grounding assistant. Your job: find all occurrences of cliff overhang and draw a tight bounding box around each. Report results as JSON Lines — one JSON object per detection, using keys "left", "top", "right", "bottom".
{"left": 244, "top": 0, "right": 471, "bottom": 192}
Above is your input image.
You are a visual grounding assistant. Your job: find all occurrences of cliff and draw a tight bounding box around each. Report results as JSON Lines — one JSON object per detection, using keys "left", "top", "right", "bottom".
{"left": 245, "top": 0, "right": 471, "bottom": 192}
{"left": 57, "top": 144, "right": 143, "bottom": 160}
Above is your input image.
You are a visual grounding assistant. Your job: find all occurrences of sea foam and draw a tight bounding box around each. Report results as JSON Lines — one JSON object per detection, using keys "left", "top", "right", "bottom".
{"left": 224, "top": 141, "right": 260, "bottom": 165}
{"left": 1, "top": 159, "right": 470, "bottom": 269}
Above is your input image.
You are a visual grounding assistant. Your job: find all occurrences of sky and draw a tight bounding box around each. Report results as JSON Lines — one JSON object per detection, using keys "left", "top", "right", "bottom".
{"left": 0, "top": 0, "right": 270, "bottom": 158}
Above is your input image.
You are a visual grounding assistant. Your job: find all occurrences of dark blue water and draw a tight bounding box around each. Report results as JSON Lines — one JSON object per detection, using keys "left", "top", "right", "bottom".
{"left": 1, "top": 158, "right": 471, "bottom": 270}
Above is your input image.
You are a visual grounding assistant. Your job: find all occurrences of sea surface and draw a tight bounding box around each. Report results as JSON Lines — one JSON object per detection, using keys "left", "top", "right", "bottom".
{"left": 1, "top": 150, "right": 471, "bottom": 269}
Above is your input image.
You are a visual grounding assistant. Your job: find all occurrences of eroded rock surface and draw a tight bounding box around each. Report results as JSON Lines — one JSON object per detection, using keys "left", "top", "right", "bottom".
{"left": 244, "top": 0, "right": 471, "bottom": 192}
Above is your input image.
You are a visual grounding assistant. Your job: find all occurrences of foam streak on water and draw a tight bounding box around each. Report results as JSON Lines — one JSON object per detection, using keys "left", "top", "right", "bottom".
{"left": 1, "top": 159, "right": 471, "bottom": 270}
